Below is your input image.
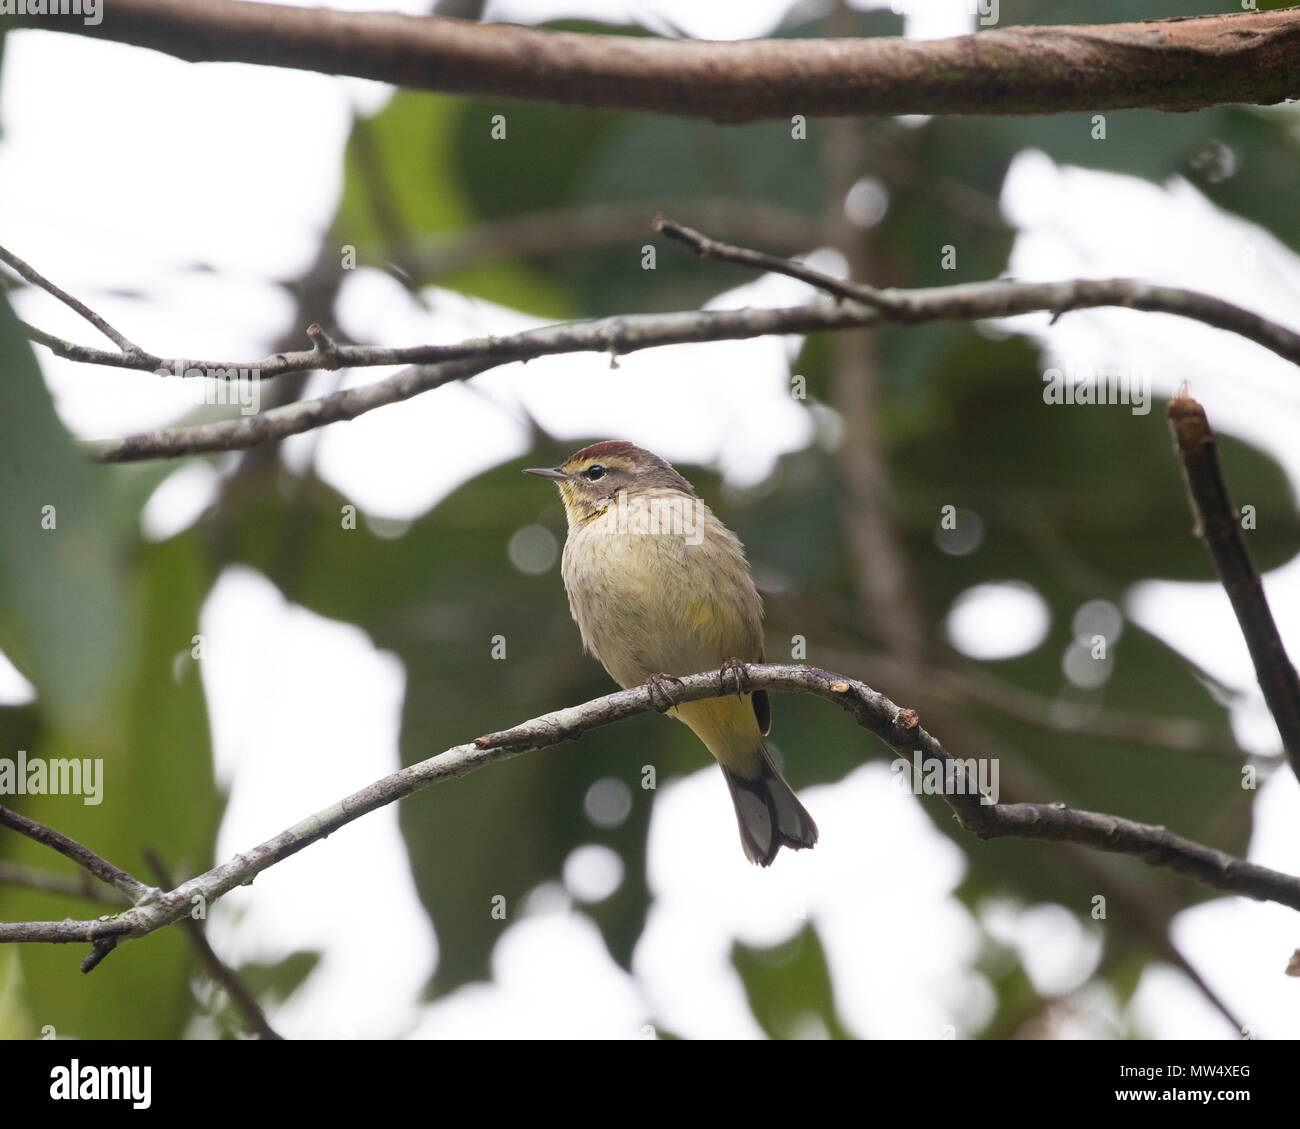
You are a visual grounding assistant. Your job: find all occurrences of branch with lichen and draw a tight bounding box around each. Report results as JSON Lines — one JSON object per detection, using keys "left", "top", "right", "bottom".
{"left": 3, "top": 665, "right": 1299, "bottom": 976}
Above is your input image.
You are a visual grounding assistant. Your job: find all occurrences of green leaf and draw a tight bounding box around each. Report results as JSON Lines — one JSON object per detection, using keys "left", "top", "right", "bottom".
{"left": 0, "top": 292, "right": 128, "bottom": 741}
{"left": 235, "top": 949, "right": 321, "bottom": 1004}
{"left": 335, "top": 93, "right": 576, "bottom": 317}
{"left": 0, "top": 533, "right": 220, "bottom": 1038}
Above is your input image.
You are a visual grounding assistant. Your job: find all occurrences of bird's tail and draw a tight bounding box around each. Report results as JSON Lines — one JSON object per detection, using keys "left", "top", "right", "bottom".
{"left": 721, "top": 743, "right": 819, "bottom": 867}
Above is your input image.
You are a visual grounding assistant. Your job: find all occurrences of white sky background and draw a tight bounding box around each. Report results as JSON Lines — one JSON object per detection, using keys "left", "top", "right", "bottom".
{"left": 3, "top": 0, "right": 1300, "bottom": 1038}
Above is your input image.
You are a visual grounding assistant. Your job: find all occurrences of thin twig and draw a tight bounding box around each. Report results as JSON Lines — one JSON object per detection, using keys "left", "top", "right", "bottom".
{"left": 0, "top": 805, "right": 156, "bottom": 903}
{"left": 0, "top": 244, "right": 149, "bottom": 357}
{"left": 1168, "top": 392, "right": 1300, "bottom": 781}
{"left": 653, "top": 214, "right": 893, "bottom": 309}
{"left": 143, "top": 848, "right": 283, "bottom": 1040}
{"left": 80, "top": 937, "right": 121, "bottom": 974}
{"left": 2, "top": 666, "right": 1299, "bottom": 969}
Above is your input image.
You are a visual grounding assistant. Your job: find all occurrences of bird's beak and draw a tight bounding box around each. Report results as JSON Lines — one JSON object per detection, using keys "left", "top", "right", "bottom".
{"left": 523, "top": 466, "right": 569, "bottom": 481}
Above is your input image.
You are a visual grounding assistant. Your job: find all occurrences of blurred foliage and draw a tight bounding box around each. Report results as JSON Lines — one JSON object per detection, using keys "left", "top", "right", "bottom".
{"left": 734, "top": 925, "right": 851, "bottom": 1039}
{"left": 2, "top": 0, "right": 1298, "bottom": 1039}
{"left": 0, "top": 299, "right": 128, "bottom": 741}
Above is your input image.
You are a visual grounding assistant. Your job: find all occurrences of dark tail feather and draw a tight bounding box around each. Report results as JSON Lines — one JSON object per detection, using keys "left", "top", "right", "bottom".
{"left": 721, "top": 746, "right": 818, "bottom": 867}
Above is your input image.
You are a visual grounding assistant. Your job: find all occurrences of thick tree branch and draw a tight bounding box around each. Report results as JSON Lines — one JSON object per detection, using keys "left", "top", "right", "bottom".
{"left": 11, "top": 1, "right": 1300, "bottom": 121}
{"left": 1168, "top": 392, "right": 1300, "bottom": 781}
{"left": 3, "top": 665, "right": 1300, "bottom": 970}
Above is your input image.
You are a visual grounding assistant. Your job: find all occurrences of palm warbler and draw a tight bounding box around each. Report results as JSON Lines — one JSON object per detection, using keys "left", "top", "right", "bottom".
{"left": 525, "top": 440, "right": 818, "bottom": 866}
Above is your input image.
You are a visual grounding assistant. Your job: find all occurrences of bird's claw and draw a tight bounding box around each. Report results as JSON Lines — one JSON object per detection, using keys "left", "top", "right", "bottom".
{"left": 718, "top": 658, "right": 751, "bottom": 700}
{"left": 645, "top": 672, "right": 685, "bottom": 712}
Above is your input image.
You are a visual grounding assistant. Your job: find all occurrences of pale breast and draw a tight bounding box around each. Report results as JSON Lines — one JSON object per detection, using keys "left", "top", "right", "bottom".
{"left": 560, "top": 492, "right": 764, "bottom": 689}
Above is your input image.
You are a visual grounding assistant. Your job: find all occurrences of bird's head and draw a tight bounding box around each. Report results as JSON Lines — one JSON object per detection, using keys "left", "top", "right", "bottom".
{"left": 524, "top": 440, "right": 696, "bottom": 525}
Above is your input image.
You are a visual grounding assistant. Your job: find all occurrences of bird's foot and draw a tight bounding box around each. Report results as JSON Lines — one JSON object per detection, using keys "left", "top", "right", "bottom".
{"left": 718, "top": 657, "right": 752, "bottom": 700}
{"left": 644, "top": 672, "right": 685, "bottom": 713}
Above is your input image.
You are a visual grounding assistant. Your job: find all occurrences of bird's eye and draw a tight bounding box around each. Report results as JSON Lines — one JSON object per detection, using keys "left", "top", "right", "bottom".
{"left": 584, "top": 465, "right": 606, "bottom": 481}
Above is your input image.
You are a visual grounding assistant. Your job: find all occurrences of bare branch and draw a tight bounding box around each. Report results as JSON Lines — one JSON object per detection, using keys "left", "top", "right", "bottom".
{"left": 80, "top": 938, "right": 120, "bottom": 974}
{"left": 0, "top": 916, "right": 134, "bottom": 946}
{"left": 0, "top": 805, "right": 157, "bottom": 904}
{"left": 2, "top": 665, "right": 1299, "bottom": 969}
{"left": 9, "top": 231, "right": 1299, "bottom": 466}
{"left": 0, "top": 243, "right": 150, "bottom": 358}
{"left": 654, "top": 214, "right": 893, "bottom": 309}
{"left": 29, "top": 269, "right": 1300, "bottom": 388}
{"left": 1168, "top": 392, "right": 1300, "bottom": 781}
{"left": 13, "top": 1, "right": 1300, "bottom": 121}
{"left": 71, "top": 275, "right": 1300, "bottom": 462}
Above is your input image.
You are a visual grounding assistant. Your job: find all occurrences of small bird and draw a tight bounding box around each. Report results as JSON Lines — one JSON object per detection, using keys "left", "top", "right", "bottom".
{"left": 525, "top": 440, "right": 818, "bottom": 866}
